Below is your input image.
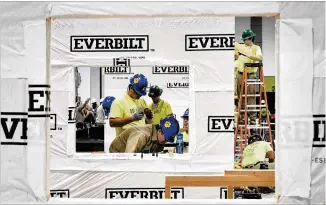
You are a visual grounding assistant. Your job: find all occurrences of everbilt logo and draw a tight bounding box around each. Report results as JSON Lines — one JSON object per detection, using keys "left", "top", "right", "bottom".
{"left": 185, "top": 34, "right": 235, "bottom": 51}
{"left": 208, "top": 116, "right": 234, "bottom": 132}
{"left": 50, "top": 190, "right": 70, "bottom": 198}
{"left": 152, "top": 66, "right": 189, "bottom": 74}
{"left": 1, "top": 112, "right": 28, "bottom": 145}
{"left": 1, "top": 84, "right": 51, "bottom": 146}
{"left": 167, "top": 82, "right": 189, "bottom": 88}
{"left": 105, "top": 188, "right": 184, "bottom": 199}
{"left": 312, "top": 114, "right": 325, "bottom": 148}
{"left": 71, "top": 35, "right": 149, "bottom": 52}
{"left": 28, "top": 84, "right": 51, "bottom": 118}
{"left": 279, "top": 115, "right": 325, "bottom": 148}
{"left": 50, "top": 114, "right": 57, "bottom": 130}
{"left": 103, "top": 58, "right": 131, "bottom": 74}
{"left": 68, "top": 107, "right": 76, "bottom": 124}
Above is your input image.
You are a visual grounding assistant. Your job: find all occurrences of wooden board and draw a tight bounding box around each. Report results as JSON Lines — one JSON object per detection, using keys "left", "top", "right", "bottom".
{"left": 165, "top": 173, "right": 275, "bottom": 199}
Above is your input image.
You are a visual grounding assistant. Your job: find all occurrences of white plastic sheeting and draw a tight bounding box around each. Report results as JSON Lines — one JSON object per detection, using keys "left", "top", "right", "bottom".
{"left": 277, "top": 18, "right": 314, "bottom": 198}
{"left": 1, "top": 1, "right": 325, "bottom": 204}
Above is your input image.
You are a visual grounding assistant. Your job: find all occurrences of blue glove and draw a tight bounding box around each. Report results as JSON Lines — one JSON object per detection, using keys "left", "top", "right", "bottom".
{"left": 132, "top": 110, "right": 144, "bottom": 121}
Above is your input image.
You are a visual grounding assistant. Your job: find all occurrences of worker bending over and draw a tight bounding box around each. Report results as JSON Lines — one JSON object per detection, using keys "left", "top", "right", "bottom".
{"left": 235, "top": 29, "right": 263, "bottom": 125}
{"left": 109, "top": 116, "right": 179, "bottom": 153}
{"left": 241, "top": 134, "right": 274, "bottom": 169}
{"left": 109, "top": 74, "right": 153, "bottom": 137}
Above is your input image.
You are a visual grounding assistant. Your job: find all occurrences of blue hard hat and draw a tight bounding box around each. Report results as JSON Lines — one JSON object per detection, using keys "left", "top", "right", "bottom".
{"left": 130, "top": 74, "right": 148, "bottom": 96}
{"left": 102, "top": 96, "right": 115, "bottom": 112}
{"left": 160, "top": 116, "right": 180, "bottom": 143}
{"left": 181, "top": 108, "right": 189, "bottom": 119}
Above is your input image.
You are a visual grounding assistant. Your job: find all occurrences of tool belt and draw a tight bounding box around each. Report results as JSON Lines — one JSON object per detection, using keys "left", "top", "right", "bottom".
{"left": 243, "top": 161, "right": 264, "bottom": 169}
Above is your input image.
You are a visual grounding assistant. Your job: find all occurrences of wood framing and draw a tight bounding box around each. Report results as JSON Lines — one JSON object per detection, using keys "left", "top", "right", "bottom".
{"left": 51, "top": 13, "right": 280, "bottom": 20}
{"left": 224, "top": 170, "right": 275, "bottom": 199}
{"left": 165, "top": 170, "right": 275, "bottom": 199}
{"left": 46, "top": 17, "right": 52, "bottom": 201}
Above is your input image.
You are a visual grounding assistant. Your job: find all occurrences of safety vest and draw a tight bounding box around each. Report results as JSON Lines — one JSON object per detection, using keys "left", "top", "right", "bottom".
{"left": 237, "top": 44, "right": 259, "bottom": 73}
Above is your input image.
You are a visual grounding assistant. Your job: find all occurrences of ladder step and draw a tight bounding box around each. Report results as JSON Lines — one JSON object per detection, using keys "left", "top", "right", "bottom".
{"left": 247, "top": 79, "right": 261, "bottom": 82}
{"left": 238, "top": 125, "right": 270, "bottom": 129}
{"left": 240, "top": 109, "right": 260, "bottom": 112}
{"left": 242, "top": 94, "right": 260, "bottom": 97}
{"left": 247, "top": 82, "right": 264, "bottom": 85}
{"left": 247, "top": 105, "right": 266, "bottom": 108}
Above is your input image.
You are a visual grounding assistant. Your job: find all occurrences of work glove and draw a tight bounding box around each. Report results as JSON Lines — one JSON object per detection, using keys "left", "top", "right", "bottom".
{"left": 144, "top": 108, "right": 153, "bottom": 120}
{"left": 131, "top": 110, "right": 144, "bottom": 121}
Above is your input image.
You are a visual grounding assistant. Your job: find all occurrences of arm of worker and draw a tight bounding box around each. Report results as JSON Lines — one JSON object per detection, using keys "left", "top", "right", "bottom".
{"left": 249, "top": 46, "right": 263, "bottom": 61}
{"left": 77, "top": 97, "right": 91, "bottom": 112}
{"left": 265, "top": 142, "right": 275, "bottom": 163}
{"left": 109, "top": 102, "right": 144, "bottom": 127}
{"left": 165, "top": 103, "right": 173, "bottom": 117}
{"left": 125, "top": 132, "right": 147, "bottom": 153}
{"left": 143, "top": 100, "right": 153, "bottom": 124}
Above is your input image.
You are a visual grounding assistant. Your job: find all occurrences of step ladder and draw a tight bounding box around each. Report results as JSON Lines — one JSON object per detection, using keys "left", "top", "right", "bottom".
{"left": 234, "top": 63, "right": 274, "bottom": 163}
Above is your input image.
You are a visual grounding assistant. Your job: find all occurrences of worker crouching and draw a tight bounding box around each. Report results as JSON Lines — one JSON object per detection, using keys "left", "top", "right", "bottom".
{"left": 109, "top": 116, "right": 180, "bottom": 153}
{"left": 241, "top": 134, "right": 274, "bottom": 169}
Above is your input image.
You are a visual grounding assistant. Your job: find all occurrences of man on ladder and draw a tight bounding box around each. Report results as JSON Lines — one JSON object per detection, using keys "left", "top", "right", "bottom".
{"left": 235, "top": 29, "right": 263, "bottom": 125}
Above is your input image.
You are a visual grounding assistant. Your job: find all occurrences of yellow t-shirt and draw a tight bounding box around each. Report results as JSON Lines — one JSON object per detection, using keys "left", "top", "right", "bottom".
{"left": 148, "top": 100, "right": 173, "bottom": 125}
{"left": 236, "top": 44, "right": 262, "bottom": 73}
{"left": 241, "top": 141, "right": 273, "bottom": 167}
{"left": 109, "top": 93, "right": 148, "bottom": 136}
{"left": 234, "top": 59, "right": 239, "bottom": 77}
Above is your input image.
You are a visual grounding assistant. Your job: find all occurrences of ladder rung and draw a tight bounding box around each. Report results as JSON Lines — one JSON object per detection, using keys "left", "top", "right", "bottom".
{"left": 240, "top": 109, "right": 260, "bottom": 112}
{"left": 247, "top": 82, "right": 264, "bottom": 85}
{"left": 261, "top": 123, "right": 275, "bottom": 125}
{"left": 247, "top": 105, "right": 266, "bottom": 108}
{"left": 242, "top": 94, "right": 260, "bottom": 97}
{"left": 237, "top": 125, "right": 270, "bottom": 129}
{"left": 247, "top": 79, "right": 261, "bottom": 82}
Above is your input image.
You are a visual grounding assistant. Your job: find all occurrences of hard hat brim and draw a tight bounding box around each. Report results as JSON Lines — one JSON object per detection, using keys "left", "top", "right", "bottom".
{"left": 241, "top": 33, "right": 256, "bottom": 40}
{"left": 132, "top": 84, "right": 146, "bottom": 96}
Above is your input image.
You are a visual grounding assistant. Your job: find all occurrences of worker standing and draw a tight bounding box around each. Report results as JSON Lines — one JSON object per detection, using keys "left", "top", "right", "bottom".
{"left": 235, "top": 29, "right": 263, "bottom": 125}
{"left": 109, "top": 74, "right": 153, "bottom": 137}
{"left": 148, "top": 85, "right": 173, "bottom": 125}
{"left": 109, "top": 116, "right": 180, "bottom": 153}
{"left": 96, "top": 96, "right": 115, "bottom": 125}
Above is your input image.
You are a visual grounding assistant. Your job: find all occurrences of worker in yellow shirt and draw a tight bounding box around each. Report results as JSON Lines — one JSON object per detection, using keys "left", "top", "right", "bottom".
{"left": 109, "top": 74, "right": 153, "bottom": 137}
{"left": 235, "top": 29, "right": 263, "bottom": 125}
{"left": 148, "top": 85, "right": 173, "bottom": 125}
{"left": 109, "top": 116, "right": 180, "bottom": 153}
{"left": 241, "top": 135, "right": 274, "bottom": 169}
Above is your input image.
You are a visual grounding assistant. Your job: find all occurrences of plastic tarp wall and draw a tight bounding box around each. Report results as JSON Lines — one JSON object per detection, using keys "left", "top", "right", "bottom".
{"left": 50, "top": 16, "right": 234, "bottom": 199}
{"left": 0, "top": 1, "right": 325, "bottom": 204}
